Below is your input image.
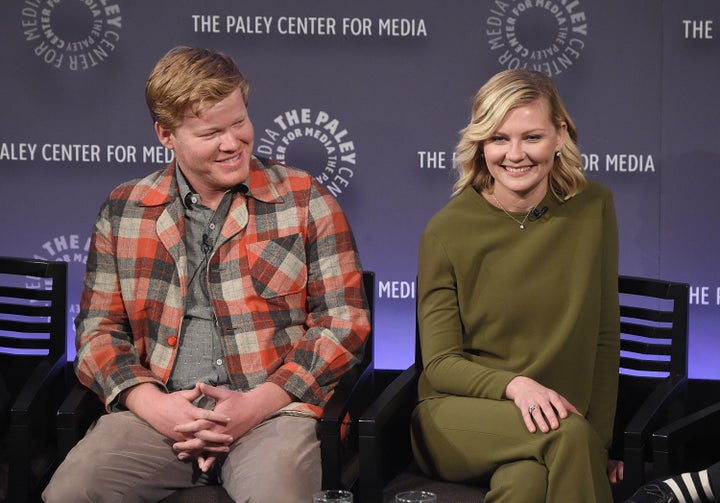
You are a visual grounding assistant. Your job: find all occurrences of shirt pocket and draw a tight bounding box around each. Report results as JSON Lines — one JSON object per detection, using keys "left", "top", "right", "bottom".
{"left": 246, "top": 234, "right": 307, "bottom": 298}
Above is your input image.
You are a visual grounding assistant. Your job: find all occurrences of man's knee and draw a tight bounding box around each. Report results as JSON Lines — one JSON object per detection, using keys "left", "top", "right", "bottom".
{"left": 42, "top": 459, "right": 104, "bottom": 502}
{"left": 222, "top": 416, "right": 321, "bottom": 502}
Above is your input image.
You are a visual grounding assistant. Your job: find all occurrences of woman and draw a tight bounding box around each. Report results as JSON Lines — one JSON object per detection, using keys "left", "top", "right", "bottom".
{"left": 412, "top": 69, "right": 620, "bottom": 502}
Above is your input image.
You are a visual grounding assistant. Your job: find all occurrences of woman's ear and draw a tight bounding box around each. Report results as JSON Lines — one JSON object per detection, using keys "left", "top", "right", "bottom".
{"left": 555, "top": 121, "right": 567, "bottom": 152}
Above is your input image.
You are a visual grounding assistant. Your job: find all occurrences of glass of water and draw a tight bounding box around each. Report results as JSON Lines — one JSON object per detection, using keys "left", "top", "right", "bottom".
{"left": 312, "top": 489, "right": 353, "bottom": 502}
{"left": 395, "top": 490, "right": 437, "bottom": 503}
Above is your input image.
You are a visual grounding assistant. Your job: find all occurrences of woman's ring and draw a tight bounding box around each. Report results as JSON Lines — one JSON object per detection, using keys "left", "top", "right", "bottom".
{"left": 528, "top": 404, "right": 537, "bottom": 415}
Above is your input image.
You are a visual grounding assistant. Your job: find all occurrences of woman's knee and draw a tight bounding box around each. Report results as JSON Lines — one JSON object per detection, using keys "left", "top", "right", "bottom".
{"left": 553, "top": 414, "right": 605, "bottom": 454}
{"left": 487, "top": 460, "right": 547, "bottom": 503}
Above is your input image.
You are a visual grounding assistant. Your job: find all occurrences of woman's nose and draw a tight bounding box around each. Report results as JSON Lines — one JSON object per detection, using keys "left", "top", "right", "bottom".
{"left": 505, "top": 141, "right": 525, "bottom": 161}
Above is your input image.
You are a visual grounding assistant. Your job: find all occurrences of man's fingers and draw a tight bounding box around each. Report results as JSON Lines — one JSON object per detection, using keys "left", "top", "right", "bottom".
{"left": 173, "top": 438, "right": 231, "bottom": 453}
{"left": 200, "top": 409, "right": 231, "bottom": 423}
{"left": 192, "top": 429, "right": 233, "bottom": 444}
{"left": 173, "top": 411, "right": 231, "bottom": 434}
{"left": 198, "top": 454, "right": 218, "bottom": 473}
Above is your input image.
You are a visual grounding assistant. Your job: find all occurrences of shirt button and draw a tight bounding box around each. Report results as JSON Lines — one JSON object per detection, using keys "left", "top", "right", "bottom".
{"left": 167, "top": 336, "right": 178, "bottom": 347}
{"left": 209, "top": 223, "right": 216, "bottom": 230}
{"left": 215, "top": 358, "right": 223, "bottom": 366}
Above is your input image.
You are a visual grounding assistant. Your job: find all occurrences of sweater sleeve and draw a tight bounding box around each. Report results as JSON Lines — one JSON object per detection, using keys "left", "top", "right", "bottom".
{"left": 417, "top": 229, "right": 518, "bottom": 400}
{"left": 585, "top": 188, "right": 621, "bottom": 449}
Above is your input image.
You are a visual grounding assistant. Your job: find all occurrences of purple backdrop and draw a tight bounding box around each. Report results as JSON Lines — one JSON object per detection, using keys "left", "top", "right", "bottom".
{"left": 1, "top": 0, "right": 718, "bottom": 376}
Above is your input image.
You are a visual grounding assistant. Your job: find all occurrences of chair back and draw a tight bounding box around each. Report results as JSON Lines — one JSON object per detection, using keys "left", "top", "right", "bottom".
{"left": 360, "top": 271, "right": 375, "bottom": 373}
{"left": 0, "top": 256, "right": 68, "bottom": 502}
{"left": 613, "top": 275, "right": 690, "bottom": 495}
{"left": 0, "top": 257, "right": 67, "bottom": 407}
{"left": 618, "top": 275, "right": 688, "bottom": 379}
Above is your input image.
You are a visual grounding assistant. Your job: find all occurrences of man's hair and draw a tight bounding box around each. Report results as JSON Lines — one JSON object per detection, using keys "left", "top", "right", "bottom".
{"left": 453, "top": 69, "right": 585, "bottom": 200}
{"left": 145, "top": 46, "right": 249, "bottom": 131}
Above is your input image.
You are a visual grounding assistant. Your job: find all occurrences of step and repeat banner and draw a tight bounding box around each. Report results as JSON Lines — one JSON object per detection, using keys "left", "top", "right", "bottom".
{"left": 1, "top": 1, "right": 718, "bottom": 375}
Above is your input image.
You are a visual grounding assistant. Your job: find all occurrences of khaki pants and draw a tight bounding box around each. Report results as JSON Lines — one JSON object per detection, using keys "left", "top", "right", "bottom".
{"left": 411, "top": 396, "right": 613, "bottom": 503}
{"left": 43, "top": 411, "right": 321, "bottom": 503}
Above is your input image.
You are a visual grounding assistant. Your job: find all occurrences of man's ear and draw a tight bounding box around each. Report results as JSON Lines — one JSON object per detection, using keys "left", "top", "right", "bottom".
{"left": 155, "top": 122, "right": 174, "bottom": 150}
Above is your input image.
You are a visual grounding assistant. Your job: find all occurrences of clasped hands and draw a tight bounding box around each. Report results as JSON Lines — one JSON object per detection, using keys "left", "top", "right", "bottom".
{"left": 171, "top": 382, "right": 243, "bottom": 472}
{"left": 128, "top": 381, "right": 259, "bottom": 473}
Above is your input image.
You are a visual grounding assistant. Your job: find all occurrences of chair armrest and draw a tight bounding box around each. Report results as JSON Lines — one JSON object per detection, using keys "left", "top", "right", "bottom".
{"left": 358, "top": 365, "right": 419, "bottom": 503}
{"left": 624, "top": 375, "right": 688, "bottom": 448}
{"left": 622, "top": 375, "right": 688, "bottom": 487}
{"left": 10, "top": 353, "right": 67, "bottom": 420}
{"left": 319, "top": 362, "right": 375, "bottom": 490}
{"left": 57, "top": 379, "right": 105, "bottom": 462}
{"left": 8, "top": 354, "right": 67, "bottom": 502}
{"left": 321, "top": 362, "right": 375, "bottom": 427}
{"left": 652, "top": 401, "right": 720, "bottom": 475}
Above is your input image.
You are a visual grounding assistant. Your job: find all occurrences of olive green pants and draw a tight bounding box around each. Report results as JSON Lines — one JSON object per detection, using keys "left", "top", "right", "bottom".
{"left": 43, "top": 411, "right": 321, "bottom": 503}
{"left": 411, "top": 396, "right": 613, "bottom": 503}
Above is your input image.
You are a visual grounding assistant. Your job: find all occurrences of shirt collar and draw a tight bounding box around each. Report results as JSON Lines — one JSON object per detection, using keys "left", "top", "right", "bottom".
{"left": 175, "top": 165, "right": 196, "bottom": 209}
{"left": 175, "top": 164, "right": 253, "bottom": 209}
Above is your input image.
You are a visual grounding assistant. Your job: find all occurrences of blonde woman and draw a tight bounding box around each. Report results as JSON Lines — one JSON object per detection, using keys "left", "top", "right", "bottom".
{"left": 413, "top": 69, "right": 620, "bottom": 502}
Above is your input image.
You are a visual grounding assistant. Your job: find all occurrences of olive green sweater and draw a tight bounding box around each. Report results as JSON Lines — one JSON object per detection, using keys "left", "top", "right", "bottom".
{"left": 417, "top": 180, "right": 620, "bottom": 448}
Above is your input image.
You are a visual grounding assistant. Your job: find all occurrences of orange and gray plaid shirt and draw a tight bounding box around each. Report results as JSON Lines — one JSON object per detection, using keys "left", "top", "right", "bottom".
{"left": 74, "top": 157, "right": 370, "bottom": 418}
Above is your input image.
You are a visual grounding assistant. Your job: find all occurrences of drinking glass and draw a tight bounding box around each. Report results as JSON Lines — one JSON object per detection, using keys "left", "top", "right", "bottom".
{"left": 395, "top": 490, "right": 437, "bottom": 503}
{"left": 312, "top": 489, "right": 353, "bottom": 502}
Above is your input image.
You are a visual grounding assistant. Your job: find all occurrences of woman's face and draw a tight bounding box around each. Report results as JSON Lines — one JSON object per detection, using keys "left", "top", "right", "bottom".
{"left": 482, "top": 98, "right": 566, "bottom": 208}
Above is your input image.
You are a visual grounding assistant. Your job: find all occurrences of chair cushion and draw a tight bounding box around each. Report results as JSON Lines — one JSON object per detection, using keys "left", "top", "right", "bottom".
{"left": 383, "top": 464, "right": 487, "bottom": 503}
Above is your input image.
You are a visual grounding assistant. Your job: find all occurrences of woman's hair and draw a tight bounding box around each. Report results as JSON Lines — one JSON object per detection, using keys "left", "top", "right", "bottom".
{"left": 145, "top": 46, "right": 249, "bottom": 131}
{"left": 453, "top": 69, "right": 585, "bottom": 200}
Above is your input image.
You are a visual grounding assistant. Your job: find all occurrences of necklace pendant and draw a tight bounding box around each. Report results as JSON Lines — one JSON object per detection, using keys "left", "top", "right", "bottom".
{"left": 520, "top": 224, "right": 525, "bottom": 230}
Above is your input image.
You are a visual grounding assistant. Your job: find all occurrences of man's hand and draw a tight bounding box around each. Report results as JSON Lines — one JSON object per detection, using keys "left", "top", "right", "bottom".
{"left": 172, "top": 381, "right": 293, "bottom": 472}
{"left": 122, "top": 383, "right": 233, "bottom": 465}
{"left": 504, "top": 376, "right": 582, "bottom": 433}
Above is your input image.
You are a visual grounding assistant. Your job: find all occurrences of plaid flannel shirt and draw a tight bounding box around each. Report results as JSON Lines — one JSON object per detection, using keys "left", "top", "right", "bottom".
{"left": 75, "top": 156, "right": 370, "bottom": 418}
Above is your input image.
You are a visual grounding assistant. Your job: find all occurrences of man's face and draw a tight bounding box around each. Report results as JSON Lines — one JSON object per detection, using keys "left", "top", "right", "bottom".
{"left": 155, "top": 87, "right": 254, "bottom": 207}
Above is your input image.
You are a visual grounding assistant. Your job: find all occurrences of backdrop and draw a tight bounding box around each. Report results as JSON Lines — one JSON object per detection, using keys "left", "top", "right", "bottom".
{"left": 1, "top": 0, "right": 718, "bottom": 375}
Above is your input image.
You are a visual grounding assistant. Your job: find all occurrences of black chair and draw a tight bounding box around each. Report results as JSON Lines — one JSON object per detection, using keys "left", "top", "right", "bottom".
{"left": 611, "top": 275, "right": 690, "bottom": 498}
{"left": 55, "top": 270, "right": 375, "bottom": 502}
{"left": 358, "top": 275, "right": 690, "bottom": 503}
{"left": 0, "top": 257, "right": 68, "bottom": 503}
{"left": 651, "top": 398, "right": 720, "bottom": 478}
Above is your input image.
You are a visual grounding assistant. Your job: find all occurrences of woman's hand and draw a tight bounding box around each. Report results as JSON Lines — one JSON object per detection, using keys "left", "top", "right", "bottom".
{"left": 504, "top": 376, "right": 581, "bottom": 433}
{"left": 607, "top": 459, "right": 624, "bottom": 484}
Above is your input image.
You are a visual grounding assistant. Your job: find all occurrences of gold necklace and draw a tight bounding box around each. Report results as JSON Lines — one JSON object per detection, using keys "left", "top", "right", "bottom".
{"left": 492, "top": 194, "right": 535, "bottom": 230}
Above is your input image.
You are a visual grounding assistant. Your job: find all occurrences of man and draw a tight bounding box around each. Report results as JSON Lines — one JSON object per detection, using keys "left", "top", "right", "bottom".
{"left": 43, "top": 46, "right": 370, "bottom": 503}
